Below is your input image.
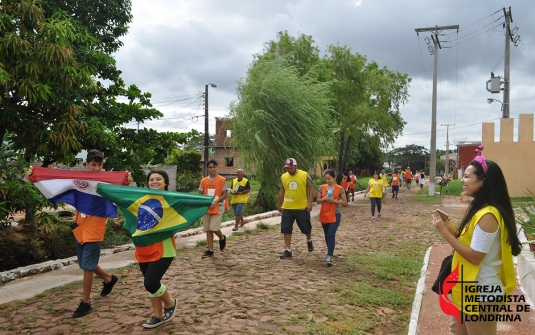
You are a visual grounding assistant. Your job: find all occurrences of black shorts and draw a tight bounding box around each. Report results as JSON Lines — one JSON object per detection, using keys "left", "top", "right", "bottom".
{"left": 280, "top": 209, "right": 312, "bottom": 235}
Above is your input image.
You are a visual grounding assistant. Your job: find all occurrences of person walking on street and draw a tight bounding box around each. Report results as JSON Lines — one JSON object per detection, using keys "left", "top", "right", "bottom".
{"left": 391, "top": 169, "right": 401, "bottom": 199}
{"left": 199, "top": 159, "right": 229, "bottom": 257}
{"left": 28, "top": 149, "right": 131, "bottom": 318}
{"left": 316, "top": 169, "right": 348, "bottom": 266}
{"left": 380, "top": 169, "right": 389, "bottom": 203}
{"left": 419, "top": 171, "right": 425, "bottom": 189}
{"left": 341, "top": 171, "right": 349, "bottom": 193}
{"left": 364, "top": 172, "right": 385, "bottom": 220}
{"left": 404, "top": 167, "right": 412, "bottom": 190}
{"left": 348, "top": 170, "right": 357, "bottom": 201}
{"left": 230, "top": 169, "right": 251, "bottom": 231}
{"left": 137, "top": 170, "right": 178, "bottom": 328}
{"left": 277, "top": 158, "right": 315, "bottom": 259}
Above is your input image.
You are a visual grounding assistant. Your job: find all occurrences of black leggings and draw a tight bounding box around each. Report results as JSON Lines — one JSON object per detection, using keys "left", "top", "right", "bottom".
{"left": 139, "top": 257, "right": 173, "bottom": 294}
{"left": 369, "top": 197, "right": 382, "bottom": 217}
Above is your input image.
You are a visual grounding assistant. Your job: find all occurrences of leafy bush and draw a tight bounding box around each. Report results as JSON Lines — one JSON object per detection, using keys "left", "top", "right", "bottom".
{"left": 518, "top": 190, "right": 535, "bottom": 248}
{"left": 0, "top": 229, "right": 46, "bottom": 271}
{"left": 0, "top": 147, "right": 50, "bottom": 224}
{"left": 176, "top": 171, "right": 203, "bottom": 192}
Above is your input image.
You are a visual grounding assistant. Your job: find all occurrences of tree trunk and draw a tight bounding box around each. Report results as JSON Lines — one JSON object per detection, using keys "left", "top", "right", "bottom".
{"left": 336, "top": 131, "right": 345, "bottom": 183}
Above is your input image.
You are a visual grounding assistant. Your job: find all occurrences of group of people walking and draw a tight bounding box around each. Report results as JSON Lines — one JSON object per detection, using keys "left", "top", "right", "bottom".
{"left": 29, "top": 148, "right": 519, "bottom": 333}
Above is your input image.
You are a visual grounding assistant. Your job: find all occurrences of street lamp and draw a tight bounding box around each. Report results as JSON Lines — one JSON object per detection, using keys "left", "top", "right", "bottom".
{"left": 204, "top": 83, "right": 217, "bottom": 176}
{"left": 487, "top": 98, "right": 507, "bottom": 118}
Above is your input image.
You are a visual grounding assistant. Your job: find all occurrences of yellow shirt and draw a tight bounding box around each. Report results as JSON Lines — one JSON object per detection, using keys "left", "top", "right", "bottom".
{"left": 281, "top": 170, "right": 310, "bottom": 210}
{"left": 368, "top": 179, "right": 384, "bottom": 198}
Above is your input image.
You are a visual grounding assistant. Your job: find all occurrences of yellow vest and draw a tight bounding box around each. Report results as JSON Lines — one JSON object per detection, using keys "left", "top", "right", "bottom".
{"left": 452, "top": 206, "right": 516, "bottom": 315}
{"left": 281, "top": 170, "right": 309, "bottom": 210}
{"left": 230, "top": 177, "right": 249, "bottom": 204}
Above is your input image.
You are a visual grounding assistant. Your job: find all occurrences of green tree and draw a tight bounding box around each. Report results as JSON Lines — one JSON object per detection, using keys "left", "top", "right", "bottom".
{"left": 250, "top": 32, "right": 411, "bottom": 183}
{"left": 165, "top": 150, "right": 203, "bottom": 192}
{"left": 324, "top": 45, "right": 410, "bottom": 182}
{"left": 391, "top": 144, "right": 428, "bottom": 171}
{"left": 0, "top": 0, "right": 163, "bottom": 169}
{"left": 229, "top": 56, "right": 331, "bottom": 209}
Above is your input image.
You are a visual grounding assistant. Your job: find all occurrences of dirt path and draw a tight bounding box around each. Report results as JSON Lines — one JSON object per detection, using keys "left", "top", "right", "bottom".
{"left": 0, "top": 188, "right": 463, "bottom": 334}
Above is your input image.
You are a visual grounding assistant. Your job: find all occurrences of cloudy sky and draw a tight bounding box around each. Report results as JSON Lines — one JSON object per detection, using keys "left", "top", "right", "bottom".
{"left": 114, "top": 0, "right": 535, "bottom": 152}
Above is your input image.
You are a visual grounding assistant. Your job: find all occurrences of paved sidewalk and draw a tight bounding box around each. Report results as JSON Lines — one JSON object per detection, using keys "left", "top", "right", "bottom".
{"left": 0, "top": 209, "right": 313, "bottom": 305}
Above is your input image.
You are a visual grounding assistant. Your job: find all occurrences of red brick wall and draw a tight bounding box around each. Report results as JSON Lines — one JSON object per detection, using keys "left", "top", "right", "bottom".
{"left": 458, "top": 145, "right": 479, "bottom": 169}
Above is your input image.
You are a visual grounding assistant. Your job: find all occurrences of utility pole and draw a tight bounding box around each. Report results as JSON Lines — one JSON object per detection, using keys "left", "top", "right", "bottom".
{"left": 503, "top": 7, "right": 512, "bottom": 118}
{"left": 486, "top": 7, "right": 520, "bottom": 118}
{"left": 415, "top": 24, "right": 459, "bottom": 196}
{"left": 441, "top": 123, "right": 455, "bottom": 177}
{"left": 204, "top": 83, "right": 217, "bottom": 176}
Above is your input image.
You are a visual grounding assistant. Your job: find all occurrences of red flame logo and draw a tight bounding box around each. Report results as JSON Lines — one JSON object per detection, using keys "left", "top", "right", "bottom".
{"left": 438, "top": 261, "right": 460, "bottom": 327}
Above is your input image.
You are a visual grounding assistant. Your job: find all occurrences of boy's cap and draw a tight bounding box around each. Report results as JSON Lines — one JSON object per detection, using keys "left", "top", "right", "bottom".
{"left": 284, "top": 158, "right": 297, "bottom": 167}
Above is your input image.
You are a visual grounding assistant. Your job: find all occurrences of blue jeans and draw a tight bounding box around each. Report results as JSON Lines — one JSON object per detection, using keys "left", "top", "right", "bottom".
{"left": 321, "top": 213, "right": 341, "bottom": 257}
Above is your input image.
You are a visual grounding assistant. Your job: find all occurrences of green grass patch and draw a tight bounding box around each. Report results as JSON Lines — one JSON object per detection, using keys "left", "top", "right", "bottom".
{"left": 413, "top": 188, "right": 443, "bottom": 205}
{"left": 346, "top": 252, "right": 421, "bottom": 283}
{"left": 332, "top": 281, "right": 411, "bottom": 307}
{"left": 434, "top": 179, "right": 463, "bottom": 196}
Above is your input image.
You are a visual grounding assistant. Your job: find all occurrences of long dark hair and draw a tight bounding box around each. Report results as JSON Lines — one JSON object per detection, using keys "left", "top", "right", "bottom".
{"left": 147, "top": 169, "right": 169, "bottom": 191}
{"left": 458, "top": 160, "right": 521, "bottom": 256}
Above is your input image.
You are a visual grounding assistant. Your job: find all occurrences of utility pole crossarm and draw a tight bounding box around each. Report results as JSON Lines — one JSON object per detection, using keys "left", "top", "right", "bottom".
{"left": 415, "top": 23, "right": 459, "bottom": 196}
{"left": 415, "top": 25, "right": 459, "bottom": 33}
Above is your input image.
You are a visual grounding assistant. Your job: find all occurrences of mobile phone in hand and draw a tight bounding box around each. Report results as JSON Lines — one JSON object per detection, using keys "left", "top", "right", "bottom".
{"left": 436, "top": 209, "right": 449, "bottom": 222}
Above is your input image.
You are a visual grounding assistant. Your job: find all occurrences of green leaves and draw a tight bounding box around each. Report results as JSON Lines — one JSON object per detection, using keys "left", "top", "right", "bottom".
{"left": 231, "top": 56, "right": 332, "bottom": 208}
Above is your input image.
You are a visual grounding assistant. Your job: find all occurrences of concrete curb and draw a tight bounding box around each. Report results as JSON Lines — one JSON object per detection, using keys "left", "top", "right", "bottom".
{"left": 408, "top": 246, "right": 432, "bottom": 335}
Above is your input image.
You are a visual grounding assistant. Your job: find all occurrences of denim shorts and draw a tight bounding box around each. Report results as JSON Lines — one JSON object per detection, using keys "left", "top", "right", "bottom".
{"left": 75, "top": 240, "right": 101, "bottom": 271}
{"left": 280, "top": 209, "right": 312, "bottom": 235}
{"left": 232, "top": 203, "right": 244, "bottom": 216}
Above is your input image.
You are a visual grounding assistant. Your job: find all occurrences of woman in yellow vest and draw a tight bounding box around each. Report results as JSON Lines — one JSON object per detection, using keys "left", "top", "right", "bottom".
{"left": 316, "top": 169, "right": 348, "bottom": 266}
{"left": 364, "top": 172, "right": 385, "bottom": 219}
{"left": 432, "top": 147, "right": 522, "bottom": 334}
{"left": 230, "top": 169, "right": 250, "bottom": 231}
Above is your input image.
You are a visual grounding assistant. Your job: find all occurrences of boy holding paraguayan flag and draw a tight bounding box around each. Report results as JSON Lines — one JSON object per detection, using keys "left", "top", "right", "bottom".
{"left": 28, "top": 149, "right": 132, "bottom": 318}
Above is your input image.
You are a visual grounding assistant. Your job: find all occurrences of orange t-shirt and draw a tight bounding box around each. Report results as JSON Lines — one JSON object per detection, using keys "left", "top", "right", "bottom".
{"left": 72, "top": 212, "right": 107, "bottom": 244}
{"left": 391, "top": 173, "right": 401, "bottom": 186}
{"left": 348, "top": 175, "right": 356, "bottom": 189}
{"left": 404, "top": 170, "right": 412, "bottom": 179}
{"left": 200, "top": 175, "right": 230, "bottom": 214}
{"left": 319, "top": 184, "right": 343, "bottom": 224}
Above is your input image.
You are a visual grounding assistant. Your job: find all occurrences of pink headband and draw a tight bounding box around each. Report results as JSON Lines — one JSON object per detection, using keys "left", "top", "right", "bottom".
{"left": 474, "top": 145, "right": 488, "bottom": 174}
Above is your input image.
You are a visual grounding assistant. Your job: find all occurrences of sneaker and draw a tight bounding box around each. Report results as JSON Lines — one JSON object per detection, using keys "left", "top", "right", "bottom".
{"left": 219, "top": 235, "right": 226, "bottom": 251}
{"left": 307, "top": 240, "right": 314, "bottom": 252}
{"left": 100, "top": 275, "right": 118, "bottom": 297}
{"left": 371, "top": 216, "right": 375, "bottom": 220}
{"left": 72, "top": 300, "right": 91, "bottom": 318}
{"left": 162, "top": 298, "right": 177, "bottom": 324}
{"left": 378, "top": 213, "right": 381, "bottom": 218}
{"left": 143, "top": 316, "right": 163, "bottom": 329}
{"left": 280, "top": 249, "right": 293, "bottom": 259}
{"left": 326, "top": 257, "right": 335, "bottom": 266}
{"left": 202, "top": 250, "right": 214, "bottom": 258}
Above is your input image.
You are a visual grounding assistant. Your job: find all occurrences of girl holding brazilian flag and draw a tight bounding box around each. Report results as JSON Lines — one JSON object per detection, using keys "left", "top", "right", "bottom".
{"left": 97, "top": 169, "right": 214, "bottom": 328}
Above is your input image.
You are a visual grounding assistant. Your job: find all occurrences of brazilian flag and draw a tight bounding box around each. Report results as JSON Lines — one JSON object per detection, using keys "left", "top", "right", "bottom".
{"left": 97, "top": 183, "right": 214, "bottom": 247}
